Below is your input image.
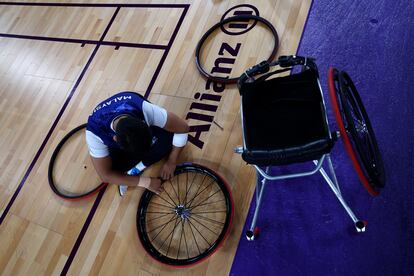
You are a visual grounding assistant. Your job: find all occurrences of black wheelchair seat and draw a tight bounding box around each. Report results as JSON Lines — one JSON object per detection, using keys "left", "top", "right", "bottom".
{"left": 240, "top": 68, "right": 333, "bottom": 166}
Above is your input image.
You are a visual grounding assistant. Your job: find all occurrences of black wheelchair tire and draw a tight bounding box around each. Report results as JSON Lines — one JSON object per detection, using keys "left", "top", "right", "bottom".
{"left": 195, "top": 14, "right": 279, "bottom": 84}
{"left": 337, "top": 71, "right": 385, "bottom": 189}
{"left": 48, "top": 123, "right": 107, "bottom": 200}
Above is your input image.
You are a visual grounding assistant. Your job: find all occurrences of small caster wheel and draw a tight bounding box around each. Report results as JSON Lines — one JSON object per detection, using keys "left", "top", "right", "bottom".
{"left": 246, "top": 226, "right": 260, "bottom": 241}
{"left": 355, "top": 220, "right": 367, "bottom": 232}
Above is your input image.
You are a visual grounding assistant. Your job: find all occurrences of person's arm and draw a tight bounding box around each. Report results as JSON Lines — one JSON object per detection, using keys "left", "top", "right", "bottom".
{"left": 91, "top": 155, "right": 163, "bottom": 194}
{"left": 163, "top": 112, "right": 189, "bottom": 133}
{"left": 160, "top": 111, "right": 189, "bottom": 179}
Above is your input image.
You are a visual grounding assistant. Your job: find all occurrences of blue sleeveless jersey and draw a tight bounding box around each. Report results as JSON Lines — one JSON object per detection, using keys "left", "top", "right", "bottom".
{"left": 86, "top": 91, "right": 146, "bottom": 149}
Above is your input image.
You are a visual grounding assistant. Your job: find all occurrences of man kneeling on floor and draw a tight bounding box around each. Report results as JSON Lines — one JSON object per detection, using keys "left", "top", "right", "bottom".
{"left": 86, "top": 91, "right": 189, "bottom": 196}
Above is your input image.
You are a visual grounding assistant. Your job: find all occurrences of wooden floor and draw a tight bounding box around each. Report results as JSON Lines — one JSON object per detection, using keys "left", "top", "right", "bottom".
{"left": 0, "top": 1, "right": 311, "bottom": 275}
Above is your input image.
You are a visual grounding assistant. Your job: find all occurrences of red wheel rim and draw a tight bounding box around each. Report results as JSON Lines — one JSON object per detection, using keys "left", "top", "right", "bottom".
{"left": 327, "top": 67, "right": 379, "bottom": 196}
{"left": 136, "top": 163, "right": 234, "bottom": 267}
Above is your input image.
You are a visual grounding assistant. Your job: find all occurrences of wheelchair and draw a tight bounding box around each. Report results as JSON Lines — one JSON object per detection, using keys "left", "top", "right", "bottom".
{"left": 235, "top": 55, "right": 385, "bottom": 240}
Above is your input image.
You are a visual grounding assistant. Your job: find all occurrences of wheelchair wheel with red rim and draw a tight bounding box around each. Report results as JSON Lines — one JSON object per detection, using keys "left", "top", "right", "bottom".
{"left": 136, "top": 163, "right": 234, "bottom": 267}
{"left": 328, "top": 68, "right": 385, "bottom": 196}
{"left": 48, "top": 123, "right": 108, "bottom": 200}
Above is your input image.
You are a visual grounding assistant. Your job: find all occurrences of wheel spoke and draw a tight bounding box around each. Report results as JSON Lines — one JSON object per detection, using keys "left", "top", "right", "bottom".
{"left": 165, "top": 218, "right": 181, "bottom": 256}
{"left": 189, "top": 216, "right": 220, "bottom": 236}
{"left": 182, "top": 220, "right": 190, "bottom": 259}
{"left": 167, "top": 178, "right": 180, "bottom": 205}
{"left": 187, "top": 218, "right": 211, "bottom": 247}
{"left": 176, "top": 220, "right": 184, "bottom": 259}
{"left": 186, "top": 178, "right": 215, "bottom": 208}
{"left": 188, "top": 189, "right": 222, "bottom": 209}
{"left": 189, "top": 199, "right": 225, "bottom": 210}
{"left": 163, "top": 185, "right": 179, "bottom": 206}
{"left": 184, "top": 172, "right": 190, "bottom": 204}
{"left": 187, "top": 219, "right": 201, "bottom": 255}
{"left": 149, "top": 215, "right": 177, "bottom": 240}
{"left": 192, "top": 213, "right": 225, "bottom": 226}
{"left": 177, "top": 174, "right": 180, "bottom": 204}
{"left": 156, "top": 217, "right": 179, "bottom": 252}
{"left": 146, "top": 211, "right": 174, "bottom": 215}
{"left": 348, "top": 101, "right": 363, "bottom": 122}
{"left": 362, "top": 134, "right": 375, "bottom": 160}
{"left": 149, "top": 201, "right": 175, "bottom": 210}
{"left": 147, "top": 213, "right": 173, "bottom": 223}
{"left": 148, "top": 214, "right": 176, "bottom": 234}
{"left": 185, "top": 173, "right": 206, "bottom": 206}
{"left": 191, "top": 210, "right": 227, "bottom": 214}
{"left": 155, "top": 194, "right": 176, "bottom": 208}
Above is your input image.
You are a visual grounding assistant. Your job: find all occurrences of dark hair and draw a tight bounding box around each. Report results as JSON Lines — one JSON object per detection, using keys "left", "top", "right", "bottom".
{"left": 115, "top": 116, "right": 152, "bottom": 155}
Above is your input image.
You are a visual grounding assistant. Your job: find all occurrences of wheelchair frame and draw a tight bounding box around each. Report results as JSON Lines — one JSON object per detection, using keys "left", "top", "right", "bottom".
{"left": 235, "top": 56, "right": 367, "bottom": 241}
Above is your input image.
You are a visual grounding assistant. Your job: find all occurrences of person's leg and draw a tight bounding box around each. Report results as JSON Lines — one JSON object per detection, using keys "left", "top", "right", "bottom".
{"left": 109, "top": 147, "right": 141, "bottom": 172}
{"left": 109, "top": 148, "right": 142, "bottom": 196}
{"left": 110, "top": 126, "right": 173, "bottom": 170}
{"left": 109, "top": 127, "right": 173, "bottom": 196}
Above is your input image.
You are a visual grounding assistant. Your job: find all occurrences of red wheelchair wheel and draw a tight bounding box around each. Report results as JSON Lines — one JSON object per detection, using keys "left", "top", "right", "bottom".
{"left": 328, "top": 68, "right": 385, "bottom": 196}
{"left": 136, "top": 163, "right": 234, "bottom": 267}
{"left": 48, "top": 124, "right": 107, "bottom": 200}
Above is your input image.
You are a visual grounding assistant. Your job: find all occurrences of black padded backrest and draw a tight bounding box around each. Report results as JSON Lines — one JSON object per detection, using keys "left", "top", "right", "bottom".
{"left": 241, "top": 69, "right": 330, "bottom": 150}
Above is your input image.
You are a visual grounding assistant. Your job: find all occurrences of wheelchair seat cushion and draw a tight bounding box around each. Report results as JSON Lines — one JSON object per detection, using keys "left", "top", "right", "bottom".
{"left": 240, "top": 69, "right": 333, "bottom": 165}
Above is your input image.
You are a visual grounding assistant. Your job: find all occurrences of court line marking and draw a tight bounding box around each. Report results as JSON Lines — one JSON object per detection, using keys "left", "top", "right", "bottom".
{"left": 0, "top": 2, "right": 188, "bottom": 227}
{"left": 0, "top": 2, "right": 189, "bottom": 274}
{"left": 295, "top": 0, "right": 315, "bottom": 56}
{"left": 0, "top": 2, "right": 189, "bottom": 8}
{"left": 0, "top": 34, "right": 169, "bottom": 50}
{"left": 144, "top": 5, "right": 189, "bottom": 98}
{"left": 61, "top": 186, "right": 108, "bottom": 275}
{"left": 0, "top": 6, "right": 119, "bottom": 226}
{"left": 62, "top": 6, "right": 189, "bottom": 274}
{"left": 0, "top": 2, "right": 188, "bottom": 50}
{"left": 0, "top": 3, "right": 185, "bottom": 48}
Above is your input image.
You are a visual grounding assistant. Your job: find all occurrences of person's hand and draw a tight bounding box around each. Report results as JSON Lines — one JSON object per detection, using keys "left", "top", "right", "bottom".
{"left": 161, "top": 160, "right": 176, "bottom": 180}
{"left": 147, "top": 178, "right": 164, "bottom": 194}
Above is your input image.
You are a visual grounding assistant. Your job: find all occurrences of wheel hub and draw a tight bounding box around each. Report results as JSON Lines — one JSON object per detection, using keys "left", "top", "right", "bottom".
{"left": 175, "top": 204, "right": 191, "bottom": 220}
{"left": 356, "top": 120, "right": 368, "bottom": 134}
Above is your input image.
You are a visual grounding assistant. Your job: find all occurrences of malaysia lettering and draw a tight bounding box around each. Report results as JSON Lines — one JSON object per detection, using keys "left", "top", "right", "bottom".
{"left": 92, "top": 95, "right": 132, "bottom": 114}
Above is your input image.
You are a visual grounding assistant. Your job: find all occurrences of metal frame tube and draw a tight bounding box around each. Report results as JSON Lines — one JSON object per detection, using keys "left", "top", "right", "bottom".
{"left": 246, "top": 154, "right": 362, "bottom": 240}
{"left": 248, "top": 167, "right": 270, "bottom": 234}
{"left": 254, "top": 155, "right": 326, "bottom": 181}
{"left": 314, "top": 155, "right": 358, "bottom": 223}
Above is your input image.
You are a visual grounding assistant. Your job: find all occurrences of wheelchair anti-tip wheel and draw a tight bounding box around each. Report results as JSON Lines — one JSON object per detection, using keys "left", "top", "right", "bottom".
{"left": 246, "top": 226, "right": 260, "bottom": 241}
{"left": 136, "top": 163, "right": 234, "bottom": 266}
{"left": 328, "top": 68, "right": 385, "bottom": 196}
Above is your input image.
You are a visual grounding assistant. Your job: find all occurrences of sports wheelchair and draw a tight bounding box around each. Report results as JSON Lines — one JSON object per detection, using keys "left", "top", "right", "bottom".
{"left": 235, "top": 55, "right": 385, "bottom": 240}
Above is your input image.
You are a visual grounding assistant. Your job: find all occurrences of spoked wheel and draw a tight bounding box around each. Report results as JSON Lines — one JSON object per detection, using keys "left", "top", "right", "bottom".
{"left": 137, "top": 163, "right": 234, "bottom": 267}
{"left": 328, "top": 68, "right": 385, "bottom": 196}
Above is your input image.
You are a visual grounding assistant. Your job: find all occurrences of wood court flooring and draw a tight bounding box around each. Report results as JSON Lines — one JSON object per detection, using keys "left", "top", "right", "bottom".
{"left": 0, "top": 0, "right": 311, "bottom": 275}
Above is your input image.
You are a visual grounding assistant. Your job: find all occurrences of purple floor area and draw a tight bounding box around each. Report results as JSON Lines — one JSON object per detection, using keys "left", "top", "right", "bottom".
{"left": 230, "top": 1, "right": 414, "bottom": 275}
